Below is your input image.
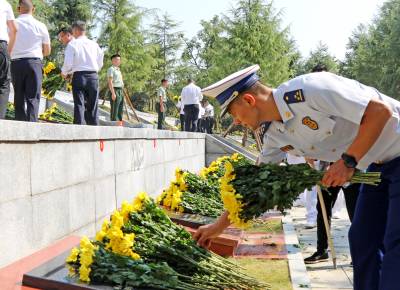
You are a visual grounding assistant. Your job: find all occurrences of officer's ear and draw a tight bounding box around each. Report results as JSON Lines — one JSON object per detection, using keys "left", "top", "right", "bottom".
{"left": 242, "top": 93, "right": 256, "bottom": 107}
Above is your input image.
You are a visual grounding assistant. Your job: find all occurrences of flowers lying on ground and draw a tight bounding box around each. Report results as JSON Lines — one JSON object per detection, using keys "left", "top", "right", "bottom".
{"left": 39, "top": 103, "right": 73, "bottom": 124}
{"left": 67, "top": 192, "right": 270, "bottom": 289}
{"left": 221, "top": 162, "right": 381, "bottom": 228}
{"left": 158, "top": 168, "right": 224, "bottom": 217}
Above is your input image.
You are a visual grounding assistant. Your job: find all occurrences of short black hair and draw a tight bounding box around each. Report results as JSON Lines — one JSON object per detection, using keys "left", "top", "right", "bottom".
{"left": 161, "top": 79, "right": 168, "bottom": 83}
{"left": 57, "top": 27, "right": 72, "bottom": 35}
{"left": 111, "top": 54, "right": 121, "bottom": 60}
{"left": 72, "top": 21, "right": 87, "bottom": 32}
{"left": 311, "top": 64, "right": 328, "bottom": 72}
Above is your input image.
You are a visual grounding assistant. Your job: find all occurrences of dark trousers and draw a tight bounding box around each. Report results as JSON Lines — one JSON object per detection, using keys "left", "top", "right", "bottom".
{"left": 0, "top": 41, "right": 10, "bottom": 119}
{"left": 349, "top": 156, "right": 400, "bottom": 290}
{"left": 156, "top": 102, "right": 166, "bottom": 129}
{"left": 316, "top": 183, "right": 360, "bottom": 252}
{"left": 197, "top": 118, "right": 205, "bottom": 132}
{"left": 179, "top": 114, "right": 185, "bottom": 131}
{"left": 184, "top": 104, "right": 199, "bottom": 132}
{"left": 11, "top": 58, "right": 43, "bottom": 122}
{"left": 110, "top": 87, "right": 123, "bottom": 121}
{"left": 72, "top": 71, "right": 99, "bottom": 125}
{"left": 205, "top": 116, "right": 214, "bottom": 134}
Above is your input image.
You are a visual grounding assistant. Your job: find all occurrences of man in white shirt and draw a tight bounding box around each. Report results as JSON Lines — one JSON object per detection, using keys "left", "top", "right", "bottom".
{"left": 203, "top": 99, "right": 215, "bottom": 134}
{"left": 175, "top": 97, "right": 185, "bottom": 131}
{"left": 57, "top": 27, "right": 74, "bottom": 46}
{"left": 197, "top": 101, "right": 206, "bottom": 132}
{"left": 10, "top": 0, "right": 50, "bottom": 122}
{"left": 181, "top": 79, "right": 203, "bottom": 132}
{"left": 61, "top": 21, "right": 104, "bottom": 125}
{"left": 0, "top": 0, "right": 17, "bottom": 119}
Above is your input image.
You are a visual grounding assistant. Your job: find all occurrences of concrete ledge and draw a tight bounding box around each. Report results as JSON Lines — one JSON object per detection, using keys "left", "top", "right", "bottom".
{"left": 0, "top": 121, "right": 205, "bottom": 267}
{"left": 0, "top": 120, "right": 205, "bottom": 142}
{"left": 283, "top": 214, "right": 311, "bottom": 289}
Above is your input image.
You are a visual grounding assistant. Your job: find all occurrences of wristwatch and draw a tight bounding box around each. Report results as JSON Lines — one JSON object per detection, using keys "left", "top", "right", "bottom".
{"left": 341, "top": 153, "right": 358, "bottom": 169}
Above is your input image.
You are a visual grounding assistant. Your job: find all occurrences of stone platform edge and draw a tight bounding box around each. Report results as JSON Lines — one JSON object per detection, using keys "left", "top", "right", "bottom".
{"left": 282, "top": 214, "right": 312, "bottom": 289}
{"left": 0, "top": 120, "right": 205, "bottom": 142}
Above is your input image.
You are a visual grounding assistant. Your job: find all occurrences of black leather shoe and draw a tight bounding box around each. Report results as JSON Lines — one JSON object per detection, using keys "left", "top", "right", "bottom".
{"left": 304, "top": 251, "right": 329, "bottom": 264}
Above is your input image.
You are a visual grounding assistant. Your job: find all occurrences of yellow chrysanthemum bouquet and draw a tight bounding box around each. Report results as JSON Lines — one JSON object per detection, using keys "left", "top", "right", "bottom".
{"left": 67, "top": 192, "right": 269, "bottom": 289}
{"left": 39, "top": 103, "right": 73, "bottom": 124}
{"left": 221, "top": 162, "right": 381, "bottom": 228}
{"left": 42, "top": 61, "right": 70, "bottom": 100}
{"left": 158, "top": 168, "right": 224, "bottom": 217}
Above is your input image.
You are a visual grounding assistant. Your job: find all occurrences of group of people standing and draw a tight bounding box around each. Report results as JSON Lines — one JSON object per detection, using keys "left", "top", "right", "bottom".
{"left": 0, "top": 0, "right": 127, "bottom": 125}
{"left": 157, "top": 78, "right": 215, "bottom": 133}
{"left": 0, "top": 0, "right": 49, "bottom": 122}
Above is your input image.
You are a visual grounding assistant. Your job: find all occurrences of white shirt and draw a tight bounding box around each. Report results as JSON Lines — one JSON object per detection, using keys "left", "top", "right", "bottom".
{"left": 0, "top": 0, "right": 14, "bottom": 42}
{"left": 204, "top": 104, "right": 214, "bottom": 117}
{"left": 259, "top": 72, "right": 400, "bottom": 170}
{"left": 11, "top": 14, "right": 50, "bottom": 59}
{"left": 61, "top": 36, "right": 104, "bottom": 74}
{"left": 181, "top": 83, "right": 203, "bottom": 105}
{"left": 199, "top": 104, "right": 205, "bottom": 119}
{"left": 176, "top": 100, "right": 184, "bottom": 115}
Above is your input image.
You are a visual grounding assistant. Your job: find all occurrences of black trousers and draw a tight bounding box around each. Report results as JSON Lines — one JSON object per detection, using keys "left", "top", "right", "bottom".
{"left": 197, "top": 118, "right": 205, "bottom": 132}
{"left": 183, "top": 104, "right": 199, "bottom": 132}
{"left": 317, "top": 183, "right": 360, "bottom": 252}
{"left": 179, "top": 114, "right": 185, "bottom": 131}
{"left": 72, "top": 71, "right": 99, "bottom": 125}
{"left": 11, "top": 58, "right": 43, "bottom": 122}
{"left": 205, "top": 116, "right": 214, "bottom": 134}
{"left": 156, "top": 102, "right": 166, "bottom": 129}
{"left": 0, "top": 41, "right": 10, "bottom": 119}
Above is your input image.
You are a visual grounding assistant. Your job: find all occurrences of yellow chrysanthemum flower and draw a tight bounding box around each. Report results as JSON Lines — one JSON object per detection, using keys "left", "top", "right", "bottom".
{"left": 66, "top": 247, "right": 80, "bottom": 263}
{"left": 171, "top": 190, "right": 183, "bottom": 211}
{"left": 220, "top": 161, "right": 249, "bottom": 229}
{"left": 78, "top": 236, "right": 98, "bottom": 283}
{"left": 132, "top": 191, "right": 149, "bottom": 211}
{"left": 120, "top": 201, "right": 134, "bottom": 222}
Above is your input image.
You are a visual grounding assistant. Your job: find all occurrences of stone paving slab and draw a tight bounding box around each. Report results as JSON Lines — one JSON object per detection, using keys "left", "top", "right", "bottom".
{"left": 291, "top": 207, "right": 353, "bottom": 289}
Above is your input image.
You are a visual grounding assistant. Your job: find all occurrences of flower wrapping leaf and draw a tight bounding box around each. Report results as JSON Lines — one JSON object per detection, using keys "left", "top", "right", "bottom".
{"left": 221, "top": 162, "right": 381, "bottom": 228}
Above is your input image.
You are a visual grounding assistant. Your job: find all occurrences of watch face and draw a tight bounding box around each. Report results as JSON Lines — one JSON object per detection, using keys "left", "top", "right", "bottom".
{"left": 342, "top": 154, "right": 357, "bottom": 168}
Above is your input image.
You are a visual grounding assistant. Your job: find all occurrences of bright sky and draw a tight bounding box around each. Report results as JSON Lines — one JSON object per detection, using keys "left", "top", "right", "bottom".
{"left": 135, "top": 0, "right": 386, "bottom": 60}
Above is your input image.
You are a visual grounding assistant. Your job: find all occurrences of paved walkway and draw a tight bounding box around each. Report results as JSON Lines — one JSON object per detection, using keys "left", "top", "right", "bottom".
{"left": 291, "top": 206, "right": 353, "bottom": 289}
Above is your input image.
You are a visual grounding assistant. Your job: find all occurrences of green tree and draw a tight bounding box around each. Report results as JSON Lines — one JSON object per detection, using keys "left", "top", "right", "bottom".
{"left": 9, "top": 0, "right": 51, "bottom": 23}
{"left": 343, "top": 0, "right": 400, "bottom": 99}
{"left": 147, "top": 12, "right": 183, "bottom": 111}
{"left": 95, "top": 0, "right": 157, "bottom": 98}
{"left": 296, "top": 42, "right": 339, "bottom": 75}
{"left": 150, "top": 13, "right": 183, "bottom": 80}
{"left": 46, "top": 0, "right": 93, "bottom": 63}
{"left": 177, "top": 0, "right": 299, "bottom": 130}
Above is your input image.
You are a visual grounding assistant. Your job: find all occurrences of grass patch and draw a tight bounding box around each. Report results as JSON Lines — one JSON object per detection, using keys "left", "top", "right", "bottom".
{"left": 229, "top": 258, "right": 292, "bottom": 290}
{"left": 245, "top": 219, "right": 283, "bottom": 234}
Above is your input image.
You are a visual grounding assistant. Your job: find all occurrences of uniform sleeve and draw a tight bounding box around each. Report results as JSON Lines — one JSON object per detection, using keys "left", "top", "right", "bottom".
{"left": 258, "top": 143, "right": 286, "bottom": 164}
{"left": 305, "top": 73, "right": 373, "bottom": 125}
{"left": 6, "top": 4, "right": 15, "bottom": 20}
{"left": 107, "top": 67, "right": 113, "bottom": 78}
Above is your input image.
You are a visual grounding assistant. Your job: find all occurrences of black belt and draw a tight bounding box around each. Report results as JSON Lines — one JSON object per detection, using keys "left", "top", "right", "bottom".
{"left": 11, "top": 57, "right": 41, "bottom": 61}
{"left": 0, "top": 40, "right": 7, "bottom": 44}
{"left": 74, "top": 70, "right": 97, "bottom": 74}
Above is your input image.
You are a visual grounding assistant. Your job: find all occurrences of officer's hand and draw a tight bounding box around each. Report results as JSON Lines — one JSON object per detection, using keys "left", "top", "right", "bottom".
{"left": 322, "top": 159, "right": 355, "bottom": 187}
{"left": 111, "top": 93, "right": 116, "bottom": 101}
{"left": 193, "top": 223, "right": 224, "bottom": 249}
